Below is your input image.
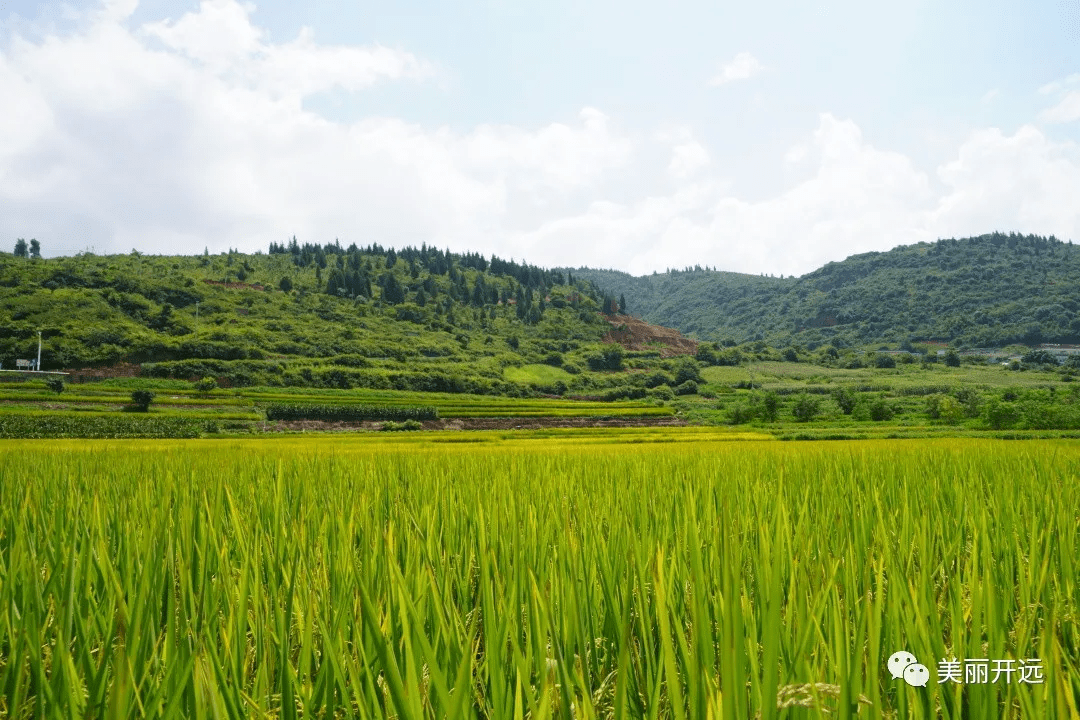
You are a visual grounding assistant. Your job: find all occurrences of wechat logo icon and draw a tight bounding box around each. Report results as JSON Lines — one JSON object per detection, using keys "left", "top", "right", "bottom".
{"left": 888, "top": 650, "right": 930, "bottom": 688}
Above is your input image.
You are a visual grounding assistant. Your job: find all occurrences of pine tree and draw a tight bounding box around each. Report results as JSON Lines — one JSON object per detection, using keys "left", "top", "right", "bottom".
{"left": 29, "top": 239, "right": 40, "bottom": 259}
{"left": 13, "top": 239, "right": 27, "bottom": 258}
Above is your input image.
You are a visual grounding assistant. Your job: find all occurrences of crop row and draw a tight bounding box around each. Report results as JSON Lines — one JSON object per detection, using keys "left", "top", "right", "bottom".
{"left": 0, "top": 414, "right": 208, "bottom": 438}
{"left": 263, "top": 403, "right": 439, "bottom": 422}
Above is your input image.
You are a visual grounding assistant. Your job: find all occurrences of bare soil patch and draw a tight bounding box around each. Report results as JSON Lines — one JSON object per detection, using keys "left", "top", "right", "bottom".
{"left": 602, "top": 314, "right": 698, "bottom": 357}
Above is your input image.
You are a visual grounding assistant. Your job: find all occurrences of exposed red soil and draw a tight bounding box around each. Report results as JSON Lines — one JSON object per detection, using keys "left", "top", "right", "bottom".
{"left": 265, "top": 415, "right": 686, "bottom": 433}
{"left": 602, "top": 314, "right": 698, "bottom": 357}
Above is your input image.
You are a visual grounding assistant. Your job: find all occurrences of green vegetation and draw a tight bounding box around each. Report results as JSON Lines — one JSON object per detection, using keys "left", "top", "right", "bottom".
{"left": 0, "top": 436, "right": 1075, "bottom": 717}
{"left": 129, "top": 389, "right": 155, "bottom": 411}
{"left": 571, "top": 232, "right": 1080, "bottom": 347}
{"left": 0, "top": 241, "right": 624, "bottom": 397}
{"left": 502, "top": 363, "right": 574, "bottom": 387}
{"left": 0, "top": 414, "right": 205, "bottom": 438}
{"left": 0, "top": 378, "right": 672, "bottom": 437}
{"left": 5, "top": 234, "right": 1080, "bottom": 440}
{"left": 264, "top": 403, "right": 439, "bottom": 423}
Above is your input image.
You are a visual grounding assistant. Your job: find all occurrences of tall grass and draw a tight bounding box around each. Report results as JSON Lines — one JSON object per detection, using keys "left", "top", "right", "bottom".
{"left": 0, "top": 437, "right": 1077, "bottom": 718}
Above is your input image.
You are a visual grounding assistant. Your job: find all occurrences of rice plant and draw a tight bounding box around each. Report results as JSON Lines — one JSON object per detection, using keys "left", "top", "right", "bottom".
{"left": 0, "top": 435, "right": 1077, "bottom": 718}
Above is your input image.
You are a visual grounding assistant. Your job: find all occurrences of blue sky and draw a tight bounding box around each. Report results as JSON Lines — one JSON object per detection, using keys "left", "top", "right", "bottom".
{"left": 1, "top": 0, "right": 1079, "bottom": 275}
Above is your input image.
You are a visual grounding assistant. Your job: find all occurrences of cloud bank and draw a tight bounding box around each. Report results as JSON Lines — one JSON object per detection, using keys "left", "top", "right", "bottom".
{"left": 2, "top": 0, "right": 1080, "bottom": 277}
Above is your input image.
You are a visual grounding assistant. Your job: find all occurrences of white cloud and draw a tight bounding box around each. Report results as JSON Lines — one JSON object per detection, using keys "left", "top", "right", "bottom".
{"left": 0, "top": 0, "right": 633, "bottom": 259}
{"left": 510, "top": 116, "right": 1080, "bottom": 277}
{"left": 142, "top": 1, "right": 435, "bottom": 97}
{"left": 708, "top": 52, "right": 763, "bottom": 86}
{"left": 1037, "top": 74, "right": 1080, "bottom": 124}
{"left": 3, "top": 1, "right": 1080, "bottom": 277}
{"left": 655, "top": 127, "right": 710, "bottom": 179}
{"left": 142, "top": 0, "right": 263, "bottom": 71}
{"left": 931, "top": 125, "right": 1080, "bottom": 238}
{"left": 1039, "top": 92, "right": 1080, "bottom": 124}
{"left": 1038, "top": 73, "right": 1080, "bottom": 95}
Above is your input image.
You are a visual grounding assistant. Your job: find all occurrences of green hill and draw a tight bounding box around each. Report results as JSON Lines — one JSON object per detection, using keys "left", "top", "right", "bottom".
{"left": 570, "top": 232, "right": 1080, "bottom": 348}
{"left": 0, "top": 241, "right": 623, "bottom": 394}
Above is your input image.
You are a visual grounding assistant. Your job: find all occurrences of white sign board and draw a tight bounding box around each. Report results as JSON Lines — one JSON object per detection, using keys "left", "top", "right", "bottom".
{"left": 16, "top": 359, "right": 32, "bottom": 369}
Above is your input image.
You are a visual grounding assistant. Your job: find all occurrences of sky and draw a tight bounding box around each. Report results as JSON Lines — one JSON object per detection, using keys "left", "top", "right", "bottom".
{"left": 1, "top": 0, "right": 1079, "bottom": 276}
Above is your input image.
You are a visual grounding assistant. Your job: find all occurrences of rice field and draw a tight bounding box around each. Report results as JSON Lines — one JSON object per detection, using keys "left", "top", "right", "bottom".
{"left": 1, "top": 433, "right": 1077, "bottom": 718}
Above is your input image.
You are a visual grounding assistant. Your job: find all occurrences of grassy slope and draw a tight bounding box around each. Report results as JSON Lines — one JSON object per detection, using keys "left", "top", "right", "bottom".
{"left": 0, "top": 247, "right": 619, "bottom": 395}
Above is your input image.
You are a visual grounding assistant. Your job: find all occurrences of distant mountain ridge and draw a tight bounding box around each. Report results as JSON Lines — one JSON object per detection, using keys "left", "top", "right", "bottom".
{"left": 568, "top": 233, "right": 1080, "bottom": 348}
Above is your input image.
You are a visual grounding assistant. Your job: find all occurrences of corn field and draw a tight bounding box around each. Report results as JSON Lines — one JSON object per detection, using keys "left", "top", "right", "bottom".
{"left": 1, "top": 435, "right": 1077, "bottom": 718}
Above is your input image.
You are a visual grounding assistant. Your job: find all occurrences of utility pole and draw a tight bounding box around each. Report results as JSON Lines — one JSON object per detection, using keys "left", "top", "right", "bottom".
{"left": 195, "top": 302, "right": 199, "bottom": 337}
{"left": 36, "top": 331, "right": 42, "bottom": 371}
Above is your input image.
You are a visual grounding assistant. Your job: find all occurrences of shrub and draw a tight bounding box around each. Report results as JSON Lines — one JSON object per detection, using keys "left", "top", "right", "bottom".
{"left": 761, "top": 392, "right": 780, "bottom": 422}
{"left": 925, "top": 394, "right": 963, "bottom": 423}
{"left": 278, "top": 276, "right": 293, "bottom": 292}
{"left": 381, "top": 420, "right": 423, "bottom": 431}
{"left": 832, "top": 388, "right": 857, "bottom": 415}
{"left": 647, "top": 386, "right": 675, "bottom": 401}
{"left": 194, "top": 376, "right": 218, "bottom": 393}
{"left": 542, "top": 352, "right": 564, "bottom": 367}
{"left": 673, "top": 358, "right": 702, "bottom": 385}
{"left": 791, "top": 394, "right": 821, "bottom": 423}
{"left": 695, "top": 344, "right": 718, "bottom": 365}
{"left": 874, "top": 354, "right": 896, "bottom": 369}
{"left": 674, "top": 380, "right": 699, "bottom": 396}
{"left": 603, "top": 386, "right": 647, "bottom": 401}
{"left": 587, "top": 346, "right": 624, "bottom": 371}
{"left": 130, "top": 390, "right": 155, "bottom": 411}
{"left": 45, "top": 377, "right": 65, "bottom": 395}
{"left": 954, "top": 387, "right": 982, "bottom": 417}
{"left": 868, "top": 396, "right": 894, "bottom": 421}
{"left": 1022, "top": 349, "right": 1059, "bottom": 367}
{"left": 982, "top": 397, "right": 1021, "bottom": 430}
{"left": 715, "top": 349, "right": 743, "bottom": 366}
{"left": 944, "top": 350, "right": 961, "bottom": 367}
{"left": 644, "top": 371, "right": 674, "bottom": 389}
{"left": 727, "top": 402, "right": 757, "bottom": 424}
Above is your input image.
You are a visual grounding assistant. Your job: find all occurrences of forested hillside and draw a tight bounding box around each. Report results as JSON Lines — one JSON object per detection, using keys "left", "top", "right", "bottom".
{"left": 0, "top": 240, "right": 623, "bottom": 393}
{"left": 571, "top": 233, "right": 1080, "bottom": 348}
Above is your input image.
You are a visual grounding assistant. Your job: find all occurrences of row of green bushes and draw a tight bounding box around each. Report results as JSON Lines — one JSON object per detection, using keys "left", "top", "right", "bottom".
{"left": 141, "top": 359, "right": 539, "bottom": 396}
{"left": 0, "top": 414, "right": 208, "bottom": 438}
{"left": 719, "top": 387, "right": 1080, "bottom": 429}
{"left": 264, "top": 404, "right": 439, "bottom": 422}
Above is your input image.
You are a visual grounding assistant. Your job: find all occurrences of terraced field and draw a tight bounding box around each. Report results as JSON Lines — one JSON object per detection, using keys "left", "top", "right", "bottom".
{"left": 0, "top": 380, "right": 674, "bottom": 438}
